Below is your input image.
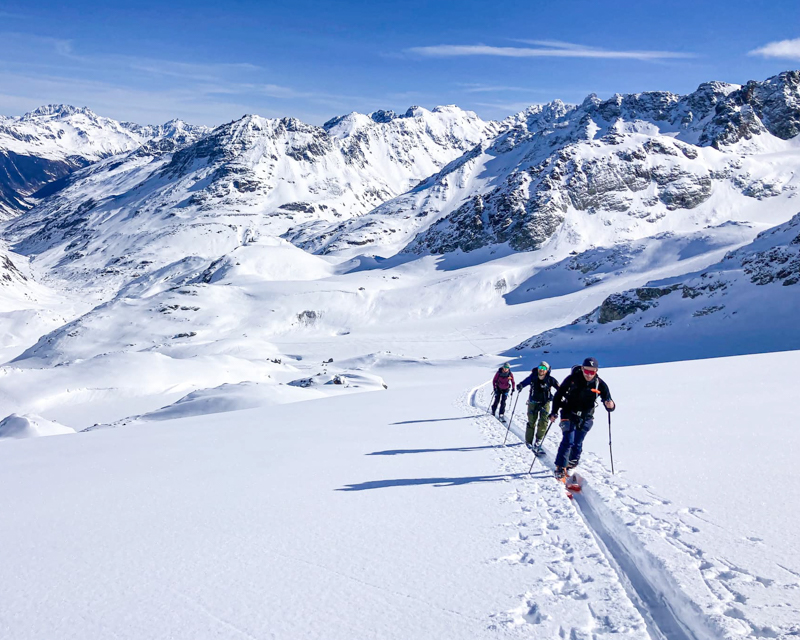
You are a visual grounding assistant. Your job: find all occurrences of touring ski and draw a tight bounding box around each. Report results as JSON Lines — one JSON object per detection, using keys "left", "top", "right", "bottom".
{"left": 557, "top": 472, "right": 583, "bottom": 499}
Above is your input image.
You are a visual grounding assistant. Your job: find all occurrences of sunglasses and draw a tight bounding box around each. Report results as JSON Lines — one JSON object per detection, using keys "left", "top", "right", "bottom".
{"left": 537, "top": 366, "right": 548, "bottom": 371}
{"left": 582, "top": 367, "right": 598, "bottom": 376}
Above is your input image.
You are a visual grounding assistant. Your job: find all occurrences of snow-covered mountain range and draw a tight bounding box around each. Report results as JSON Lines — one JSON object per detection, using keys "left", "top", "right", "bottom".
{"left": 295, "top": 71, "right": 800, "bottom": 257}
{"left": 3, "top": 105, "right": 493, "bottom": 292}
{"left": 0, "top": 71, "right": 797, "bottom": 373}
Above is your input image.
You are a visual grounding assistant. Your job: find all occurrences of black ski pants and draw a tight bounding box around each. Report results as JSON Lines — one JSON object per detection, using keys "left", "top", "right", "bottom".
{"left": 492, "top": 388, "right": 509, "bottom": 415}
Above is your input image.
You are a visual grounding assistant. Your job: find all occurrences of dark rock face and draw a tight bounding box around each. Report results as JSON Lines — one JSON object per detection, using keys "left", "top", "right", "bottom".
{"left": 742, "top": 245, "right": 800, "bottom": 286}
{"left": 406, "top": 163, "right": 569, "bottom": 254}
{"left": 597, "top": 286, "right": 679, "bottom": 324}
{"left": 405, "top": 139, "right": 714, "bottom": 254}
{"left": 740, "top": 71, "right": 800, "bottom": 141}
{"left": 0, "top": 253, "right": 26, "bottom": 285}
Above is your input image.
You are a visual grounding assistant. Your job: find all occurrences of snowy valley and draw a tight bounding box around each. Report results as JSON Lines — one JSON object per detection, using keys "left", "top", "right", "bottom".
{"left": 0, "top": 71, "right": 799, "bottom": 639}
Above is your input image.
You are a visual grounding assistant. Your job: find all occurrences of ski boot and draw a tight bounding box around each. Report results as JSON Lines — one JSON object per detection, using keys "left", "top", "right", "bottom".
{"left": 554, "top": 466, "right": 566, "bottom": 480}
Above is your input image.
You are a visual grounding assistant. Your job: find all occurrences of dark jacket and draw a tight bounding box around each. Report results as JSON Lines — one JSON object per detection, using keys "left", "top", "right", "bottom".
{"left": 551, "top": 366, "right": 613, "bottom": 420}
{"left": 493, "top": 368, "right": 515, "bottom": 392}
{"left": 518, "top": 373, "right": 560, "bottom": 404}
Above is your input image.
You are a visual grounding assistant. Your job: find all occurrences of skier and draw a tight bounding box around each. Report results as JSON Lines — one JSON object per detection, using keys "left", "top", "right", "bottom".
{"left": 491, "top": 363, "right": 516, "bottom": 419}
{"left": 549, "top": 357, "right": 615, "bottom": 479}
{"left": 516, "top": 361, "right": 560, "bottom": 453}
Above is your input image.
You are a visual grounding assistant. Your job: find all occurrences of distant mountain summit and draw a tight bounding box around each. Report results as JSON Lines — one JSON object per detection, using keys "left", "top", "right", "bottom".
{"left": 0, "top": 105, "right": 209, "bottom": 218}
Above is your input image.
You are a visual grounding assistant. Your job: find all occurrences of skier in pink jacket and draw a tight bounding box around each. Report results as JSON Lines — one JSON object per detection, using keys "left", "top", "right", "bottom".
{"left": 491, "top": 363, "right": 516, "bottom": 419}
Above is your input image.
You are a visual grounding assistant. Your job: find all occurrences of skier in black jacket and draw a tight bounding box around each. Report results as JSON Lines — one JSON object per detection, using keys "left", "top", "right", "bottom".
{"left": 516, "top": 361, "right": 560, "bottom": 453}
{"left": 549, "top": 357, "right": 615, "bottom": 479}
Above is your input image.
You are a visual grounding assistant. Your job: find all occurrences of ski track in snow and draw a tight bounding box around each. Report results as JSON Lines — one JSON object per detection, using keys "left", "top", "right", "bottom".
{"left": 465, "top": 384, "right": 800, "bottom": 640}
{"left": 464, "top": 386, "right": 650, "bottom": 639}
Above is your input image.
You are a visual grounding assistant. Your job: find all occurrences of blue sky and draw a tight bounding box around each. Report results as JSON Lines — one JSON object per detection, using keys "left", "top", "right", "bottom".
{"left": 0, "top": 0, "right": 798, "bottom": 126}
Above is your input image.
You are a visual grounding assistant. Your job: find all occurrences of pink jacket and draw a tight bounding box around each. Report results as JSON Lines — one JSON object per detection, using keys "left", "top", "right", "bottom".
{"left": 493, "top": 369, "right": 515, "bottom": 391}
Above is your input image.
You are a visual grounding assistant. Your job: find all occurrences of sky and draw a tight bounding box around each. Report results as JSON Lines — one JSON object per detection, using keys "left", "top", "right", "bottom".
{"left": 0, "top": 0, "right": 799, "bottom": 127}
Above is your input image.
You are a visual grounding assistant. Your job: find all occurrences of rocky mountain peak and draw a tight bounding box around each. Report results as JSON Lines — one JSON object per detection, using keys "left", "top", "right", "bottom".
{"left": 738, "top": 70, "right": 800, "bottom": 140}
{"left": 21, "top": 104, "right": 97, "bottom": 120}
{"left": 369, "top": 109, "right": 397, "bottom": 124}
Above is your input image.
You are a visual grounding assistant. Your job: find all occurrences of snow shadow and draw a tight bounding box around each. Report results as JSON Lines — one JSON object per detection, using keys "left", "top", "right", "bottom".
{"left": 336, "top": 473, "right": 528, "bottom": 491}
{"left": 367, "top": 443, "right": 521, "bottom": 455}
{"left": 341, "top": 243, "right": 518, "bottom": 274}
{"left": 503, "top": 343, "right": 800, "bottom": 371}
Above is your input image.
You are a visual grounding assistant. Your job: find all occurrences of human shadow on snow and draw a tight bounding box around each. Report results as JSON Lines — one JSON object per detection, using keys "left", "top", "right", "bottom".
{"left": 367, "top": 443, "right": 522, "bottom": 456}
{"left": 390, "top": 416, "right": 475, "bottom": 425}
{"left": 337, "top": 472, "right": 535, "bottom": 491}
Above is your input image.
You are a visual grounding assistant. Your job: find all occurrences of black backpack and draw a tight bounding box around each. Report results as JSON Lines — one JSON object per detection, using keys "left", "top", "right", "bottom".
{"left": 567, "top": 364, "right": 600, "bottom": 399}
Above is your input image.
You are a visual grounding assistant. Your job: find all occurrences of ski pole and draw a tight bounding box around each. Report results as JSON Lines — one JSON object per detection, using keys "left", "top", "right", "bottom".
{"left": 528, "top": 419, "right": 553, "bottom": 474}
{"left": 608, "top": 410, "right": 615, "bottom": 475}
{"left": 502, "top": 391, "right": 520, "bottom": 445}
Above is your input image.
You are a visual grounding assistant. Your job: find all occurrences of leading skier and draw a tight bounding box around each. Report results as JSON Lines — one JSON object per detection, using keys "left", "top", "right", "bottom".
{"left": 549, "top": 357, "right": 615, "bottom": 479}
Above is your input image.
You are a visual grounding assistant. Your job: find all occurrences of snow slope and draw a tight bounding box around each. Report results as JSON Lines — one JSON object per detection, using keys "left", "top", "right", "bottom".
{"left": 0, "top": 241, "right": 89, "bottom": 363}
{"left": 513, "top": 212, "right": 800, "bottom": 365}
{"left": 0, "top": 412, "right": 74, "bottom": 438}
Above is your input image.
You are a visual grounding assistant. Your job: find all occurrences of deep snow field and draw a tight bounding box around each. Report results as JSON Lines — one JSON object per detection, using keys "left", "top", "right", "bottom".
{"left": 1, "top": 240, "right": 799, "bottom": 640}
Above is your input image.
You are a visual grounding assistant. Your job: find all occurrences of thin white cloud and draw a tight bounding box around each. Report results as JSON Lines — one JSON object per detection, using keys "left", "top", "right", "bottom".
{"left": 125, "top": 58, "right": 262, "bottom": 82}
{"left": 408, "top": 43, "right": 693, "bottom": 61}
{"left": 749, "top": 38, "right": 800, "bottom": 60}
{"left": 513, "top": 39, "right": 601, "bottom": 51}
{"left": 457, "top": 83, "right": 531, "bottom": 93}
